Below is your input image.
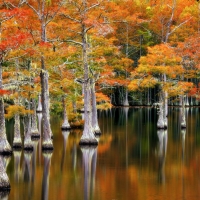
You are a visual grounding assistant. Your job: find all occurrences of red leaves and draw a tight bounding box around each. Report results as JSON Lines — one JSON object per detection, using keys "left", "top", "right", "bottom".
{"left": 0, "top": 89, "right": 10, "bottom": 96}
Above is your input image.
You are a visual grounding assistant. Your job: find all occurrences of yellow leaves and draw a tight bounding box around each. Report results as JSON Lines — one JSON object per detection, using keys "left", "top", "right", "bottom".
{"left": 5, "top": 105, "right": 33, "bottom": 119}
{"left": 128, "top": 76, "right": 158, "bottom": 91}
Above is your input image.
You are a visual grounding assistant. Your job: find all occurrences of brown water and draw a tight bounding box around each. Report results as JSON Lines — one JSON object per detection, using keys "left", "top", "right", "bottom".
{"left": 4, "top": 107, "right": 200, "bottom": 200}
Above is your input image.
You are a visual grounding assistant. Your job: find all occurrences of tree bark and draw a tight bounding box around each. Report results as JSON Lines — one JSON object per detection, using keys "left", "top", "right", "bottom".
{"left": 13, "top": 113, "right": 22, "bottom": 149}
{"left": 36, "top": 94, "right": 42, "bottom": 112}
{"left": 61, "top": 97, "right": 71, "bottom": 130}
{"left": 79, "top": 10, "right": 98, "bottom": 145}
{"left": 24, "top": 105, "right": 34, "bottom": 151}
{"left": 31, "top": 99, "right": 40, "bottom": 138}
{"left": 91, "top": 78, "right": 101, "bottom": 135}
{"left": 40, "top": 64, "right": 53, "bottom": 150}
{"left": 0, "top": 63, "right": 12, "bottom": 155}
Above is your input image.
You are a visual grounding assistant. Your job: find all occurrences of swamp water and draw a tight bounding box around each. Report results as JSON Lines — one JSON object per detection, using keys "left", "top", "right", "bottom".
{"left": 3, "top": 107, "right": 200, "bottom": 200}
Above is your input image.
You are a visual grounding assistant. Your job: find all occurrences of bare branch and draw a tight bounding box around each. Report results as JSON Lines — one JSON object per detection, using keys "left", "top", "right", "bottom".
{"left": 63, "top": 40, "right": 83, "bottom": 46}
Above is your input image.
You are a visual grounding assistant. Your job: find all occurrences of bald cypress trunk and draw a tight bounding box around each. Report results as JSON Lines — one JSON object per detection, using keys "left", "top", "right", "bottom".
{"left": 79, "top": 11, "right": 97, "bottom": 145}
{"left": 0, "top": 62, "right": 12, "bottom": 155}
{"left": 36, "top": 94, "right": 42, "bottom": 112}
{"left": 91, "top": 78, "right": 101, "bottom": 136}
{"left": 40, "top": 59, "right": 53, "bottom": 150}
{"left": 24, "top": 103, "right": 34, "bottom": 151}
{"left": 13, "top": 113, "right": 22, "bottom": 149}
{"left": 31, "top": 99, "right": 40, "bottom": 138}
{"left": 61, "top": 97, "right": 71, "bottom": 130}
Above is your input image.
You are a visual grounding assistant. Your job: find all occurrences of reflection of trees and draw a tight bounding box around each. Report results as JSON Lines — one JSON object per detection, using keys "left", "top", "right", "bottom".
{"left": 23, "top": 151, "right": 33, "bottom": 199}
{"left": 42, "top": 153, "right": 52, "bottom": 200}
{"left": 157, "top": 129, "right": 168, "bottom": 184}
{"left": 61, "top": 130, "right": 70, "bottom": 171}
{"left": 81, "top": 146, "right": 97, "bottom": 200}
{"left": 37, "top": 113, "right": 42, "bottom": 164}
{"left": 13, "top": 150, "right": 21, "bottom": 182}
{"left": 0, "top": 155, "right": 10, "bottom": 195}
{"left": 32, "top": 141, "right": 39, "bottom": 183}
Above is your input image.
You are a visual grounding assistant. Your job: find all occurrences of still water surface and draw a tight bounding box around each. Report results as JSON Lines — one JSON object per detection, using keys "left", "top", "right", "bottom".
{"left": 4, "top": 107, "right": 200, "bottom": 200}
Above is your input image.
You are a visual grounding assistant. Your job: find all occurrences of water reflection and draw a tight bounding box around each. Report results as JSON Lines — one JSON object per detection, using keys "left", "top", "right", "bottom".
{"left": 23, "top": 151, "right": 33, "bottom": 199}
{"left": 157, "top": 129, "right": 167, "bottom": 184}
{"left": 61, "top": 130, "right": 70, "bottom": 171}
{"left": 0, "top": 155, "right": 11, "bottom": 199}
{"left": 81, "top": 146, "right": 97, "bottom": 200}
{"left": 5, "top": 107, "right": 200, "bottom": 200}
{"left": 13, "top": 150, "right": 21, "bottom": 182}
{"left": 42, "top": 153, "right": 52, "bottom": 200}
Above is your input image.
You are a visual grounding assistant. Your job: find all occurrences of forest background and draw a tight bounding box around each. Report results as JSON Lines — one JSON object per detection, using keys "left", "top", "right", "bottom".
{"left": 0, "top": 0, "right": 200, "bottom": 150}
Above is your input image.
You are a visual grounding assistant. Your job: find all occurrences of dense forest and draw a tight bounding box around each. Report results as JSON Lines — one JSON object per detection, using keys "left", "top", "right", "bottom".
{"left": 0, "top": 0, "right": 199, "bottom": 151}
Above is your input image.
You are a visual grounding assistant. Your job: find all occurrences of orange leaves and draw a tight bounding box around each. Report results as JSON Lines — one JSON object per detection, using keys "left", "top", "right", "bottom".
{"left": 164, "top": 81, "right": 193, "bottom": 97}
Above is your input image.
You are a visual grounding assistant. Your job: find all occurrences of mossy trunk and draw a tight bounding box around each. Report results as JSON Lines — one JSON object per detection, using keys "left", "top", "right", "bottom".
{"left": 37, "top": 94, "right": 42, "bottom": 112}
{"left": 13, "top": 113, "right": 22, "bottom": 149}
{"left": 91, "top": 78, "right": 101, "bottom": 136}
{"left": 24, "top": 110, "right": 33, "bottom": 151}
{"left": 79, "top": 16, "right": 97, "bottom": 146}
{"left": 0, "top": 62, "right": 12, "bottom": 155}
{"left": 61, "top": 98, "right": 71, "bottom": 130}
{"left": 31, "top": 99, "right": 40, "bottom": 138}
{"left": 40, "top": 64, "right": 53, "bottom": 151}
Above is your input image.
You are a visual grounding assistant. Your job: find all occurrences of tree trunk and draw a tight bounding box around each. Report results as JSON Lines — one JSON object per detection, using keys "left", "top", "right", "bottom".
{"left": 157, "top": 98, "right": 165, "bottom": 129}
{"left": 36, "top": 94, "right": 42, "bottom": 112}
{"left": 180, "top": 95, "right": 186, "bottom": 129}
{"left": 31, "top": 99, "right": 40, "bottom": 138}
{"left": 0, "top": 63, "right": 12, "bottom": 155}
{"left": 79, "top": 18, "right": 97, "bottom": 145}
{"left": 24, "top": 105, "right": 34, "bottom": 151}
{"left": 0, "top": 155, "right": 10, "bottom": 190}
{"left": 13, "top": 113, "right": 22, "bottom": 149}
{"left": 40, "top": 64, "right": 53, "bottom": 151}
{"left": 61, "top": 97, "right": 71, "bottom": 130}
{"left": 91, "top": 78, "right": 101, "bottom": 136}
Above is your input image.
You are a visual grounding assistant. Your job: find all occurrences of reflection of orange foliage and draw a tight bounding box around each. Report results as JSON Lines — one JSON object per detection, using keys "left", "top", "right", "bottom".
{"left": 98, "top": 135, "right": 112, "bottom": 154}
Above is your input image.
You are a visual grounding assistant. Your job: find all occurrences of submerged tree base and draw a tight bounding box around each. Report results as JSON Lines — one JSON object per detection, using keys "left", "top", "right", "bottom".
{"left": 61, "top": 126, "right": 71, "bottom": 130}
{"left": 31, "top": 133, "right": 41, "bottom": 140}
{"left": 0, "top": 175, "right": 11, "bottom": 191}
{"left": 24, "top": 140, "right": 34, "bottom": 151}
{"left": 0, "top": 139, "right": 12, "bottom": 155}
{"left": 79, "top": 138, "right": 98, "bottom": 146}
{"left": 12, "top": 143, "right": 22, "bottom": 150}
{"left": 94, "top": 130, "right": 101, "bottom": 136}
{"left": 42, "top": 140, "right": 54, "bottom": 151}
{"left": 13, "top": 138, "right": 22, "bottom": 149}
{"left": 0, "top": 189, "right": 10, "bottom": 199}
